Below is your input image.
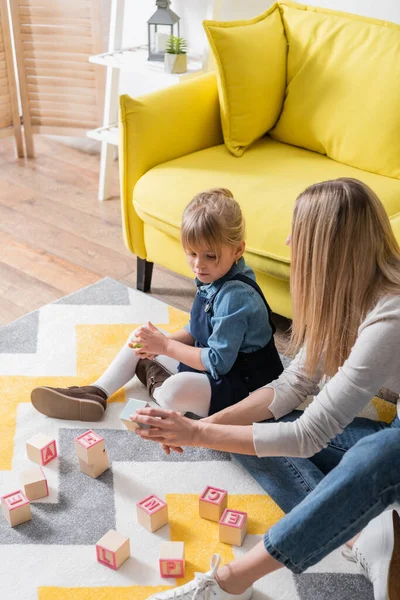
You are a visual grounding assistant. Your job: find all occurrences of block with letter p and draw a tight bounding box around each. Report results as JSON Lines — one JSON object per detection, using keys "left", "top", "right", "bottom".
{"left": 74, "top": 430, "right": 105, "bottom": 464}
{"left": 219, "top": 508, "right": 248, "bottom": 546}
{"left": 96, "top": 529, "right": 130, "bottom": 570}
{"left": 26, "top": 433, "right": 57, "bottom": 466}
{"left": 159, "top": 541, "right": 185, "bottom": 578}
{"left": 199, "top": 486, "right": 228, "bottom": 522}
{"left": 137, "top": 494, "right": 168, "bottom": 532}
{"left": 1, "top": 490, "right": 32, "bottom": 527}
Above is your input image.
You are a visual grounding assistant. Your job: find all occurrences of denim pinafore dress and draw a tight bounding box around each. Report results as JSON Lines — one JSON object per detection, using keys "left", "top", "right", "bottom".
{"left": 178, "top": 273, "right": 284, "bottom": 415}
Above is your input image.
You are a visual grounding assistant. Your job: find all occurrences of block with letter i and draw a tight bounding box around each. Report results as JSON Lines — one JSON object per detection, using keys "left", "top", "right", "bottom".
{"left": 1, "top": 490, "right": 32, "bottom": 527}
{"left": 219, "top": 509, "right": 248, "bottom": 546}
{"left": 20, "top": 466, "right": 49, "bottom": 500}
{"left": 137, "top": 494, "right": 168, "bottom": 532}
{"left": 26, "top": 433, "right": 57, "bottom": 466}
{"left": 159, "top": 542, "right": 185, "bottom": 578}
{"left": 199, "top": 486, "right": 228, "bottom": 522}
{"left": 96, "top": 529, "right": 130, "bottom": 570}
{"left": 74, "top": 430, "right": 109, "bottom": 478}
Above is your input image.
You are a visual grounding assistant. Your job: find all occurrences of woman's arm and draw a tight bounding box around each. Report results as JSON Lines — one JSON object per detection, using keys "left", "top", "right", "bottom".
{"left": 133, "top": 407, "right": 256, "bottom": 455}
{"left": 204, "top": 387, "right": 275, "bottom": 425}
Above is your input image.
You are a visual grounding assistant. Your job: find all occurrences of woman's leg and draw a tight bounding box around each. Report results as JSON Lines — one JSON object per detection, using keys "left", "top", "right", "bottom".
{"left": 153, "top": 372, "right": 212, "bottom": 417}
{"left": 233, "top": 411, "right": 389, "bottom": 513}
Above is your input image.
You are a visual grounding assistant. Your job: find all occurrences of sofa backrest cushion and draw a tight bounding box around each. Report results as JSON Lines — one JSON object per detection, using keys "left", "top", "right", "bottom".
{"left": 271, "top": 2, "right": 400, "bottom": 179}
{"left": 203, "top": 4, "right": 287, "bottom": 157}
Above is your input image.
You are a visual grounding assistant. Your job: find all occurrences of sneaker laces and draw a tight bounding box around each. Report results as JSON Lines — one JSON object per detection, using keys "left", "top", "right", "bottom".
{"left": 341, "top": 545, "right": 371, "bottom": 579}
{"left": 154, "top": 554, "right": 221, "bottom": 600}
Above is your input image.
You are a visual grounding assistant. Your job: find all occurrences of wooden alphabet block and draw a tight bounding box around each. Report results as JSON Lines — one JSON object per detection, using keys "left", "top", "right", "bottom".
{"left": 74, "top": 430, "right": 105, "bottom": 463}
{"left": 120, "top": 398, "right": 150, "bottom": 431}
{"left": 219, "top": 509, "right": 248, "bottom": 546}
{"left": 96, "top": 529, "right": 130, "bottom": 570}
{"left": 20, "top": 466, "right": 49, "bottom": 500}
{"left": 26, "top": 433, "right": 57, "bottom": 466}
{"left": 79, "top": 449, "right": 109, "bottom": 478}
{"left": 137, "top": 494, "right": 168, "bottom": 532}
{"left": 199, "top": 486, "right": 228, "bottom": 522}
{"left": 1, "top": 490, "right": 32, "bottom": 527}
{"left": 159, "top": 541, "right": 185, "bottom": 578}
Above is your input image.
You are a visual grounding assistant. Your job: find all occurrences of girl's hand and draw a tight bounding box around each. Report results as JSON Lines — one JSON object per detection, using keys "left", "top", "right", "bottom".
{"left": 130, "top": 322, "right": 168, "bottom": 356}
{"left": 132, "top": 407, "right": 200, "bottom": 448}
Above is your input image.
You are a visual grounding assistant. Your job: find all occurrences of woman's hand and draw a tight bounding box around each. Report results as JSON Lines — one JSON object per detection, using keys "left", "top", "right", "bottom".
{"left": 162, "top": 443, "right": 184, "bottom": 455}
{"left": 129, "top": 322, "right": 168, "bottom": 356}
{"left": 132, "top": 407, "right": 200, "bottom": 448}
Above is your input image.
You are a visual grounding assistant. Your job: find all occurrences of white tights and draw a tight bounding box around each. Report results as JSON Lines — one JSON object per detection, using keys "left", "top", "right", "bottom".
{"left": 92, "top": 334, "right": 212, "bottom": 417}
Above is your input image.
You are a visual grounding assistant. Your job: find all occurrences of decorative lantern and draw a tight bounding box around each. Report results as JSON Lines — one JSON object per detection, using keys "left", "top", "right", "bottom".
{"left": 147, "top": 0, "right": 180, "bottom": 62}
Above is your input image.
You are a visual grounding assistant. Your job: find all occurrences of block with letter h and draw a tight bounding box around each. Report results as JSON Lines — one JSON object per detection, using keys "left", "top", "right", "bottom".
{"left": 26, "top": 433, "right": 57, "bottom": 466}
{"left": 1, "top": 490, "right": 32, "bottom": 527}
{"left": 199, "top": 486, "right": 228, "bottom": 522}
{"left": 159, "top": 541, "right": 185, "bottom": 578}
{"left": 96, "top": 529, "right": 130, "bottom": 570}
{"left": 137, "top": 494, "right": 169, "bottom": 532}
{"left": 219, "top": 508, "right": 248, "bottom": 546}
{"left": 74, "top": 430, "right": 109, "bottom": 478}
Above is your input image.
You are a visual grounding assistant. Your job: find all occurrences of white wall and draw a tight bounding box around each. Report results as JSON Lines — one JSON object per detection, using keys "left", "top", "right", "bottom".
{"left": 119, "top": 0, "right": 400, "bottom": 97}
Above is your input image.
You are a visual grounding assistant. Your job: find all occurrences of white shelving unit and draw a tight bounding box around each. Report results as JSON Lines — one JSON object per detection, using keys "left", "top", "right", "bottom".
{"left": 88, "top": 0, "right": 222, "bottom": 201}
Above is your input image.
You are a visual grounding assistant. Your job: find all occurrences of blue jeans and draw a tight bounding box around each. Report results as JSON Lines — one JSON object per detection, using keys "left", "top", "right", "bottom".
{"left": 233, "top": 410, "right": 400, "bottom": 573}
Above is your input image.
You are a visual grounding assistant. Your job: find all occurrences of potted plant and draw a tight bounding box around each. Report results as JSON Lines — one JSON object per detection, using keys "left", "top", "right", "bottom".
{"left": 164, "top": 35, "right": 187, "bottom": 74}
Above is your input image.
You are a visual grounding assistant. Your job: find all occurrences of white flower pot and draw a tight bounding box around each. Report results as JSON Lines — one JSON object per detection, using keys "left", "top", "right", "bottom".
{"left": 164, "top": 53, "right": 187, "bottom": 74}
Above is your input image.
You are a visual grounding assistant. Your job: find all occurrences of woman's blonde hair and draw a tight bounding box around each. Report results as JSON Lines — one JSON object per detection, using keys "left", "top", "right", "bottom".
{"left": 289, "top": 177, "right": 400, "bottom": 378}
{"left": 181, "top": 188, "right": 245, "bottom": 261}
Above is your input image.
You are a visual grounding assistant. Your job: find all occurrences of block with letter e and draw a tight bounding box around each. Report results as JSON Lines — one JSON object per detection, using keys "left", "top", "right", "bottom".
{"left": 159, "top": 541, "right": 185, "bottom": 578}
{"left": 137, "top": 494, "right": 168, "bottom": 532}
{"left": 1, "top": 490, "right": 32, "bottom": 527}
{"left": 74, "top": 430, "right": 105, "bottom": 464}
{"left": 199, "top": 486, "right": 228, "bottom": 522}
{"left": 219, "top": 509, "right": 248, "bottom": 546}
{"left": 26, "top": 433, "right": 57, "bottom": 466}
{"left": 96, "top": 529, "right": 130, "bottom": 570}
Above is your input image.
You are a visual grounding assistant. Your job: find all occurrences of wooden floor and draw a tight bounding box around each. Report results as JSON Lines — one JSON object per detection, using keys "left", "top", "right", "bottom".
{"left": 0, "top": 135, "right": 290, "bottom": 349}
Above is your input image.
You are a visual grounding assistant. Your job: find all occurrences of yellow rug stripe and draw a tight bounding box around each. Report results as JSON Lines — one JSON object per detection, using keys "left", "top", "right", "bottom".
{"left": 38, "top": 586, "right": 170, "bottom": 599}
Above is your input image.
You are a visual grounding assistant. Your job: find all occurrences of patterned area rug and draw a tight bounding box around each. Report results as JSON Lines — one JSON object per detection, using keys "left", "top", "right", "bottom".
{"left": 1, "top": 277, "right": 393, "bottom": 600}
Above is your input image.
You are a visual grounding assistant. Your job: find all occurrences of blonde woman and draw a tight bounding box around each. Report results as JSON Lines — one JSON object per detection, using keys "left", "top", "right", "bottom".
{"left": 133, "top": 179, "right": 400, "bottom": 600}
{"left": 31, "top": 188, "right": 282, "bottom": 420}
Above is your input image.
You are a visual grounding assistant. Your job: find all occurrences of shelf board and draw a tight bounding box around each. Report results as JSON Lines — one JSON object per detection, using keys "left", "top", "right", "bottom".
{"left": 89, "top": 47, "right": 203, "bottom": 79}
{"left": 87, "top": 124, "right": 119, "bottom": 146}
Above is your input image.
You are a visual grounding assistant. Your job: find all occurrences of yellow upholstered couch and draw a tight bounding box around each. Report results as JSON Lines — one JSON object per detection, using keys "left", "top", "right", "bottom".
{"left": 119, "top": 2, "right": 400, "bottom": 318}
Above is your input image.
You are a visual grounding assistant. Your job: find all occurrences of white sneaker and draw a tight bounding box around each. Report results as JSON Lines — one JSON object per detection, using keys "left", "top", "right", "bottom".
{"left": 146, "top": 554, "right": 253, "bottom": 599}
{"left": 342, "top": 510, "right": 400, "bottom": 600}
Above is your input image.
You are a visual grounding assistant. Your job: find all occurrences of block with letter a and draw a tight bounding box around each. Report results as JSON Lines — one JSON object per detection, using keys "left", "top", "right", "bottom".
{"left": 159, "top": 541, "right": 185, "bottom": 578}
{"left": 136, "top": 494, "right": 169, "bottom": 532}
{"left": 96, "top": 529, "right": 130, "bottom": 570}
{"left": 26, "top": 433, "right": 57, "bottom": 466}
{"left": 74, "top": 430, "right": 105, "bottom": 464}
{"left": 219, "top": 508, "right": 248, "bottom": 546}
{"left": 199, "top": 485, "right": 228, "bottom": 522}
{"left": 1, "top": 490, "right": 32, "bottom": 527}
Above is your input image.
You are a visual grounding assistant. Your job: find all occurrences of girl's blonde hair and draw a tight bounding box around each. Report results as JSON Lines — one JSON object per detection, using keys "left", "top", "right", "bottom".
{"left": 181, "top": 188, "right": 245, "bottom": 261}
{"left": 289, "top": 177, "right": 400, "bottom": 378}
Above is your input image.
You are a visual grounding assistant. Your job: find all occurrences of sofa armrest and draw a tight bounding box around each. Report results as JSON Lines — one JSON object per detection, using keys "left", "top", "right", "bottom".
{"left": 119, "top": 71, "right": 223, "bottom": 257}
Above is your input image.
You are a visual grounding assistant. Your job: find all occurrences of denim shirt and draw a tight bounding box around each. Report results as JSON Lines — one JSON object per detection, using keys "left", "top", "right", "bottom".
{"left": 185, "top": 257, "right": 273, "bottom": 380}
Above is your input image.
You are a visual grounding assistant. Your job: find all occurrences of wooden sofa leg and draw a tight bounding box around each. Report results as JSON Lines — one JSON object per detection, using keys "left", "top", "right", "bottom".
{"left": 137, "top": 257, "right": 154, "bottom": 292}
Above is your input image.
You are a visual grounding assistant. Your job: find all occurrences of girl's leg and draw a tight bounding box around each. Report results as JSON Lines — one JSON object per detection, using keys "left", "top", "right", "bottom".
{"left": 153, "top": 372, "right": 212, "bottom": 417}
{"left": 92, "top": 334, "right": 141, "bottom": 397}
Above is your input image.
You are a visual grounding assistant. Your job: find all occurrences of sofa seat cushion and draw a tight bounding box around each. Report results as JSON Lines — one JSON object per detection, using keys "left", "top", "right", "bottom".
{"left": 133, "top": 137, "right": 400, "bottom": 281}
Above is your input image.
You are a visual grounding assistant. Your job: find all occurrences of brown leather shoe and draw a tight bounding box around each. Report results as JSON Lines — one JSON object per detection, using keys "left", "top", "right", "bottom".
{"left": 31, "top": 385, "right": 107, "bottom": 421}
{"left": 135, "top": 359, "right": 171, "bottom": 399}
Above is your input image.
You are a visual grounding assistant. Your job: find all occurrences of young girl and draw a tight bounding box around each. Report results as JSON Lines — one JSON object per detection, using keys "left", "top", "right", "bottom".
{"left": 31, "top": 188, "right": 283, "bottom": 421}
{"left": 132, "top": 178, "right": 400, "bottom": 600}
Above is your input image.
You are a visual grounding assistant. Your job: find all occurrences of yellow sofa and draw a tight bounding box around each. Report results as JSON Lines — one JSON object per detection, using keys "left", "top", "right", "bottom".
{"left": 119, "top": 2, "right": 400, "bottom": 319}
